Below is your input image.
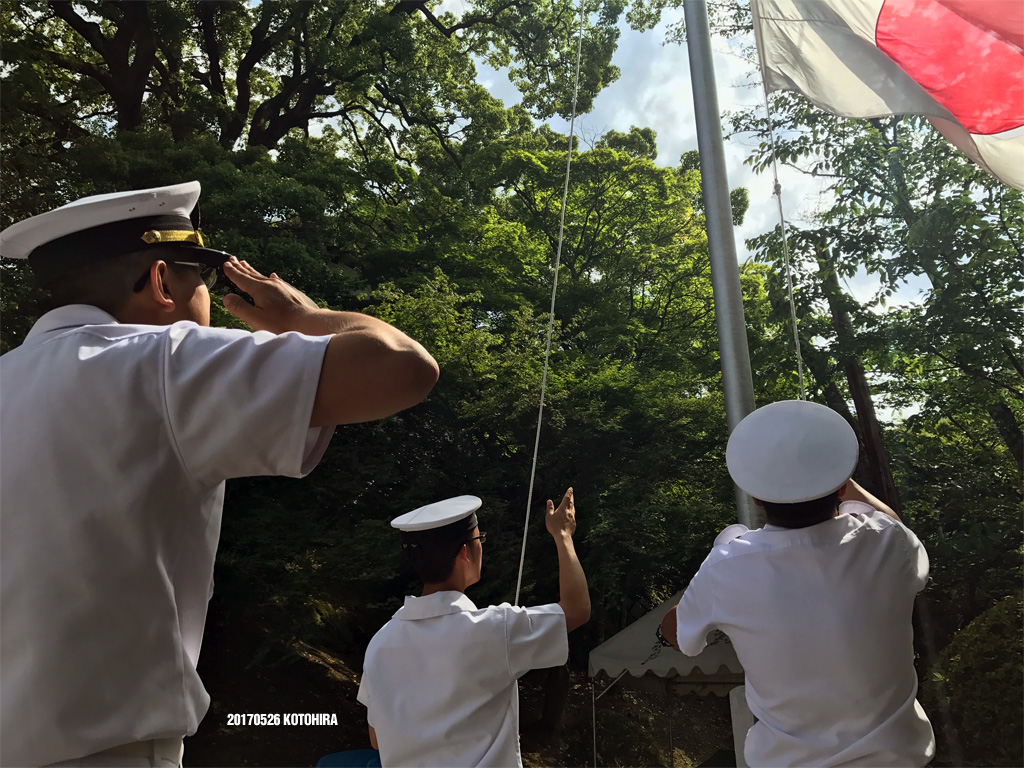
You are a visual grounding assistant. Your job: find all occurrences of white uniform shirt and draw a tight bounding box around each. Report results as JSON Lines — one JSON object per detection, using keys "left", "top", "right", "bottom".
{"left": 676, "top": 502, "right": 935, "bottom": 767}
{"left": 0, "top": 305, "right": 333, "bottom": 766}
{"left": 358, "top": 591, "right": 568, "bottom": 768}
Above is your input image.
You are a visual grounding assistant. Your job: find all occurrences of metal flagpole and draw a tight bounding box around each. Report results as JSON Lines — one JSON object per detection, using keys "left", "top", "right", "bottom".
{"left": 684, "top": 0, "right": 763, "bottom": 530}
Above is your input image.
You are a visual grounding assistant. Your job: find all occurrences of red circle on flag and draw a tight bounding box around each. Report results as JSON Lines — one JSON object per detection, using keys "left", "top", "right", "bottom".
{"left": 876, "top": 0, "right": 1024, "bottom": 135}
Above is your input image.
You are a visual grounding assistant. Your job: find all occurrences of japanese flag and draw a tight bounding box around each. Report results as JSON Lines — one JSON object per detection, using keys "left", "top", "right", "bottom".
{"left": 751, "top": 0, "right": 1024, "bottom": 190}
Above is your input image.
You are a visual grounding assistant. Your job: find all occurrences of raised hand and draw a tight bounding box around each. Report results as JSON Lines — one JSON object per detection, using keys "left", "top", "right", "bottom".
{"left": 221, "top": 257, "right": 320, "bottom": 334}
{"left": 545, "top": 487, "right": 576, "bottom": 540}
{"left": 546, "top": 486, "right": 589, "bottom": 631}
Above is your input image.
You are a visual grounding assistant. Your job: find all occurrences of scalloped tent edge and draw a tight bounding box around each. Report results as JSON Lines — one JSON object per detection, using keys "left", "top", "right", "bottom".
{"left": 588, "top": 589, "right": 754, "bottom": 766}
{"left": 588, "top": 590, "right": 743, "bottom": 690}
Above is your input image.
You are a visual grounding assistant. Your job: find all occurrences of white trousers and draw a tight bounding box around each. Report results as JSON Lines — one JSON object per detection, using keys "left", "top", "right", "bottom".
{"left": 44, "top": 738, "right": 184, "bottom": 767}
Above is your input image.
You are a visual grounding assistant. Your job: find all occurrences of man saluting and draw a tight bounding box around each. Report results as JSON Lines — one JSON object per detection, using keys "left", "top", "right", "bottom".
{"left": 358, "top": 489, "right": 590, "bottom": 767}
{"left": 0, "top": 182, "right": 439, "bottom": 766}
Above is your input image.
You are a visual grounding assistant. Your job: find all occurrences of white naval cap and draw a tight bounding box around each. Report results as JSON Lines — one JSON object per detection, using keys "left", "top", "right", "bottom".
{"left": 391, "top": 495, "right": 482, "bottom": 532}
{"left": 726, "top": 400, "right": 858, "bottom": 504}
{"left": 0, "top": 181, "right": 230, "bottom": 284}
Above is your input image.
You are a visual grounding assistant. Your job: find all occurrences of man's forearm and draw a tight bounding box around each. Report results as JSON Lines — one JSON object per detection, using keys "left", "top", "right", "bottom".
{"left": 840, "top": 479, "right": 900, "bottom": 521}
{"left": 660, "top": 607, "right": 680, "bottom": 651}
{"left": 555, "top": 534, "right": 590, "bottom": 632}
{"left": 292, "top": 308, "right": 407, "bottom": 339}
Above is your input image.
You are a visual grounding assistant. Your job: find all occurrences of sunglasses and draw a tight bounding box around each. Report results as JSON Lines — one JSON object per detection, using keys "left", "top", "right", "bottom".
{"left": 133, "top": 259, "right": 222, "bottom": 293}
{"left": 465, "top": 532, "right": 487, "bottom": 545}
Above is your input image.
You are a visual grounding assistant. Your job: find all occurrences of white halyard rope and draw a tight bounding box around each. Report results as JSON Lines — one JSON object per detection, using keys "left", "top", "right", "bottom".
{"left": 759, "top": 84, "right": 807, "bottom": 400}
{"left": 514, "top": 0, "right": 588, "bottom": 605}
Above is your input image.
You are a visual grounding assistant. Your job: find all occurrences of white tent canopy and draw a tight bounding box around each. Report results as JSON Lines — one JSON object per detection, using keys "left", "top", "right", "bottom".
{"left": 587, "top": 590, "right": 754, "bottom": 766}
{"left": 588, "top": 590, "right": 743, "bottom": 697}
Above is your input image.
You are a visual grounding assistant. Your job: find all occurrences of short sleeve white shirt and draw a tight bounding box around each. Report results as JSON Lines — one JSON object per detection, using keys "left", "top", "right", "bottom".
{"left": 357, "top": 591, "right": 568, "bottom": 767}
{"left": 676, "top": 503, "right": 935, "bottom": 768}
{"left": 0, "top": 305, "right": 334, "bottom": 766}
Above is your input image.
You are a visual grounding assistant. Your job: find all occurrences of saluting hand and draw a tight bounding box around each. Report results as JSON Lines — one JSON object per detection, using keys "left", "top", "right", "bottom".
{"left": 545, "top": 487, "right": 576, "bottom": 540}
{"left": 221, "top": 256, "right": 320, "bottom": 334}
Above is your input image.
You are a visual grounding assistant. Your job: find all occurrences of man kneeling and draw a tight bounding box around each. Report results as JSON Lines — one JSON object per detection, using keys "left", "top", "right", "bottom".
{"left": 358, "top": 489, "right": 589, "bottom": 767}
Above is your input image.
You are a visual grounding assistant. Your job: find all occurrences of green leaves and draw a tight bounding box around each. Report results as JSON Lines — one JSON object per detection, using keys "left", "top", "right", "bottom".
{"left": 728, "top": 69, "right": 1023, "bottom": 672}
{"left": 921, "top": 592, "right": 1024, "bottom": 766}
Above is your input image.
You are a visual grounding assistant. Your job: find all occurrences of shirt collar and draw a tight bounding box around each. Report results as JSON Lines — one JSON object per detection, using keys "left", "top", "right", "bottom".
{"left": 765, "top": 501, "right": 868, "bottom": 532}
{"left": 714, "top": 523, "right": 750, "bottom": 546}
{"left": 24, "top": 304, "right": 118, "bottom": 343}
{"left": 395, "top": 590, "right": 478, "bottom": 621}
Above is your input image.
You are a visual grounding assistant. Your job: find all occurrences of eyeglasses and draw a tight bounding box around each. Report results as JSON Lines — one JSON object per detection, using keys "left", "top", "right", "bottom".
{"left": 133, "top": 260, "right": 220, "bottom": 293}
{"left": 176, "top": 261, "right": 219, "bottom": 289}
{"left": 465, "top": 532, "right": 487, "bottom": 545}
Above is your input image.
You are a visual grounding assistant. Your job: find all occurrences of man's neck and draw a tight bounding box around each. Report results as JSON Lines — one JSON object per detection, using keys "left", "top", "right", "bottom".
{"left": 421, "top": 580, "right": 467, "bottom": 596}
{"left": 765, "top": 507, "right": 841, "bottom": 530}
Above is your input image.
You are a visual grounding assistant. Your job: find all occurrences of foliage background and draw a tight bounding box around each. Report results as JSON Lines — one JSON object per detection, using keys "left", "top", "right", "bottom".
{"left": 1, "top": 1, "right": 1020, "bottom": 764}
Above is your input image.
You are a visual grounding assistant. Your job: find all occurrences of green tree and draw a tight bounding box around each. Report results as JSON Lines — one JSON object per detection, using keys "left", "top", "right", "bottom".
{"left": 2, "top": 0, "right": 625, "bottom": 149}
{"left": 922, "top": 592, "right": 1024, "bottom": 766}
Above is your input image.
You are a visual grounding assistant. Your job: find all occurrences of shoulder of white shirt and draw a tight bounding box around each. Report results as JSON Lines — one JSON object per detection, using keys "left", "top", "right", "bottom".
{"left": 710, "top": 501, "right": 896, "bottom": 550}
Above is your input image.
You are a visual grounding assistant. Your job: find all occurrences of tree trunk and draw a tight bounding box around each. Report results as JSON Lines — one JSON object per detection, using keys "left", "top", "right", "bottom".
{"left": 816, "top": 247, "right": 903, "bottom": 514}
{"left": 802, "top": 345, "right": 857, "bottom": 425}
{"left": 766, "top": 291, "right": 871, "bottom": 463}
{"left": 987, "top": 399, "right": 1024, "bottom": 469}
{"left": 49, "top": 0, "right": 158, "bottom": 134}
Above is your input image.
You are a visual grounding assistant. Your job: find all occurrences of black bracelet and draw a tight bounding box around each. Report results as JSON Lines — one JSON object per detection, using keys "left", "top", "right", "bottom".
{"left": 655, "top": 624, "right": 673, "bottom": 648}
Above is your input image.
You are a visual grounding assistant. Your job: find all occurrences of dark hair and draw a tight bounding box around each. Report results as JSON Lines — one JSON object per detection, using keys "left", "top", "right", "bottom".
{"left": 42, "top": 247, "right": 196, "bottom": 315}
{"left": 762, "top": 490, "right": 841, "bottom": 529}
{"left": 403, "top": 520, "right": 476, "bottom": 584}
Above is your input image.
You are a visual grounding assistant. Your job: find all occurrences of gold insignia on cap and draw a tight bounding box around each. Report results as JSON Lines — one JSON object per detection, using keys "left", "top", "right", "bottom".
{"left": 141, "top": 230, "right": 204, "bottom": 246}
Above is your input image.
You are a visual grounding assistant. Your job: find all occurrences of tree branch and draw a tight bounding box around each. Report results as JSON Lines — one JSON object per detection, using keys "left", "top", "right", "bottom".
{"left": 197, "top": 1, "right": 226, "bottom": 99}
{"left": 232, "top": 1, "right": 314, "bottom": 146}
{"left": 49, "top": 1, "right": 109, "bottom": 58}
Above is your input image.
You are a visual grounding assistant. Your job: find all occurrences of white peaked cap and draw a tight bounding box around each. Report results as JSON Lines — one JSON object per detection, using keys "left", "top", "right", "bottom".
{"left": 391, "top": 495, "right": 482, "bottom": 532}
{"left": 0, "top": 181, "right": 203, "bottom": 260}
{"left": 726, "top": 400, "right": 858, "bottom": 504}
{"left": 0, "top": 181, "right": 232, "bottom": 286}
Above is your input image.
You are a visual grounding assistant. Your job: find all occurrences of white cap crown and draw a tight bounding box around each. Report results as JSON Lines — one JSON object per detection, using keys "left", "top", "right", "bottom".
{"left": 0, "top": 181, "right": 202, "bottom": 261}
{"left": 726, "top": 400, "right": 858, "bottom": 503}
{"left": 391, "top": 496, "right": 482, "bottom": 532}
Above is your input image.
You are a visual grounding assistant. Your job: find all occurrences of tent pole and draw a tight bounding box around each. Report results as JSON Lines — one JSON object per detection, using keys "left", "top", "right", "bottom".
{"left": 594, "top": 670, "right": 628, "bottom": 701}
{"left": 684, "top": 0, "right": 763, "bottom": 529}
{"left": 591, "top": 679, "right": 597, "bottom": 768}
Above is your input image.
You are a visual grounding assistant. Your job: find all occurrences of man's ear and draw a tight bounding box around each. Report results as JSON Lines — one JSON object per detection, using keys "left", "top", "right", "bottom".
{"left": 752, "top": 497, "right": 764, "bottom": 507}
{"left": 455, "top": 544, "right": 469, "bottom": 563}
{"left": 146, "top": 260, "right": 177, "bottom": 313}
{"left": 836, "top": 482, "right": 848, "bottom": 497}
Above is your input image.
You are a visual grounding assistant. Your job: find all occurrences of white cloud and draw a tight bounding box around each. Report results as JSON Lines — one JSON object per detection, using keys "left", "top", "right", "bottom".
{"left": 436, "top": 0, "right": 469, "bottom": 16}
{"left": 474, "top": 61, "right": 521, "bottom": 107}
{"left": 530, "top": 13, "right": 830, "bottom": 270}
